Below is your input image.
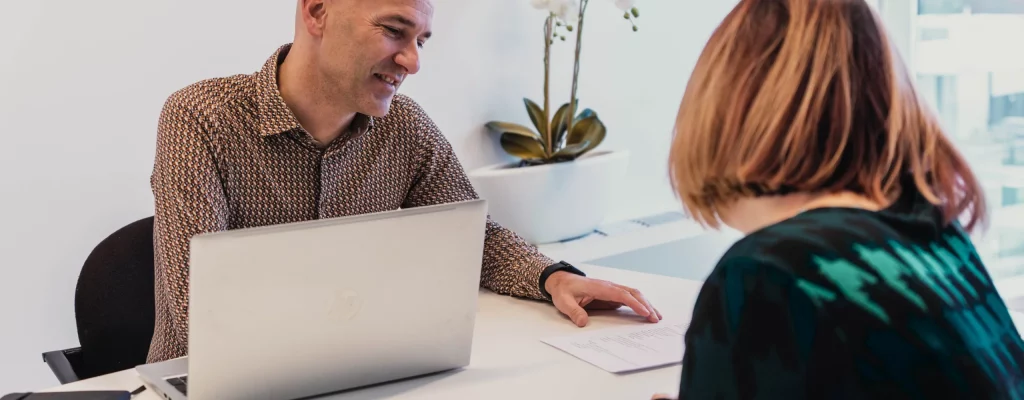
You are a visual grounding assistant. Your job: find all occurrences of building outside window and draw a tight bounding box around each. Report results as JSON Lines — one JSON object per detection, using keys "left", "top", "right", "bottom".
{"left": 879, "top": 0, "right": 1024, "bottom": 287}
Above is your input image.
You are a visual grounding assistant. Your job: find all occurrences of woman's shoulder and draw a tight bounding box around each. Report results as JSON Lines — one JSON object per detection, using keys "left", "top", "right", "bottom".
{"left": 708, "top": 205, "right": 992, "bottom": 325}
{"left": 717, "top": 207, "right": 898, "bottom": 270}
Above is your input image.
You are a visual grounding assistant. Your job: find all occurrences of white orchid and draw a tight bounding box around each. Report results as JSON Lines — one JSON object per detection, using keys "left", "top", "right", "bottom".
{"left": 531, "top": 0, "right": 580, "bottom": 23}
{"left": 612, "top": 0, "right": 637, "bottom": 12}
{"left": 488, "top": 0, "right": 640, "bottom": 164}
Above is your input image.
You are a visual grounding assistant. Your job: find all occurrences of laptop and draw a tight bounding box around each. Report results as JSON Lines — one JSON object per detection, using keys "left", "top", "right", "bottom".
{"left": 136, "top": 200, "right": 488, "bottom": 400}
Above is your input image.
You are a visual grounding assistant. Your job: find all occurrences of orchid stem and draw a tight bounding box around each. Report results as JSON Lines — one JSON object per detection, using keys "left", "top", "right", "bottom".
{"left": 567, "top": 0, "right": 588, "bottom": 138}
{"left": 543, "top": 14, "right": 553, "bottom": 158}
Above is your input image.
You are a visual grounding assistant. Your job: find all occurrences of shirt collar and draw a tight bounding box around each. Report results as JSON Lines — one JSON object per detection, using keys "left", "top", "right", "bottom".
{"left": 254, "top": 43, "right": 374, "bottom": 139}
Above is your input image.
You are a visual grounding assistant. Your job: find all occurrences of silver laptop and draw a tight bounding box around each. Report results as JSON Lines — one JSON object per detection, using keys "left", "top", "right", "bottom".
{"left": 136, "top": 200, "right": 488, "bottom": 400}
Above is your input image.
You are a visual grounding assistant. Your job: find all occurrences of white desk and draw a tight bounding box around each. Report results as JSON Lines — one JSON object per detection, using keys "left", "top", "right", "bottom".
{"left": 41, "top": 264, "right": 704, "bottom": 399}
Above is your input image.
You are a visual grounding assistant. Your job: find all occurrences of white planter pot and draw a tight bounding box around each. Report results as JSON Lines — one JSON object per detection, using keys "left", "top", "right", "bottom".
{"left": 468, "top": 150, "right": 629, "bottom": 244}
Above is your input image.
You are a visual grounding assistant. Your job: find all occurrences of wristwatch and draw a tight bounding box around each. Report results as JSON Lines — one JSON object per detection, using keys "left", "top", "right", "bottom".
{"left": 539, "top": 261, "right": 586, "bottom": 300}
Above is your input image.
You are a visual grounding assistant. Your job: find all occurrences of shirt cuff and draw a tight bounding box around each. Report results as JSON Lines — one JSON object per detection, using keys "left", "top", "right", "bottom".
{"left": 538, "top": 261, "right": 586, "bottom": 300}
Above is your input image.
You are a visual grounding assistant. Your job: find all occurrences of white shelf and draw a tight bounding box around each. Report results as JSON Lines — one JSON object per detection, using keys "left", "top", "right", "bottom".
{"left": 539, "top": 213, "right": 701, "bottom": 262}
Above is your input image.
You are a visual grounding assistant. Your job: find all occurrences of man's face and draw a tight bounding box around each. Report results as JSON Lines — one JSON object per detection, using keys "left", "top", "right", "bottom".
{"left": 318, "top": 0, "right": 433, "bottom": 117}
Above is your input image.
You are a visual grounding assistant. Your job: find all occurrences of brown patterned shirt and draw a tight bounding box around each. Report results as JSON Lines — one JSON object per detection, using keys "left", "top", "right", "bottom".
{"left": 147, "top": 44, "right": 556, "bottom": 363}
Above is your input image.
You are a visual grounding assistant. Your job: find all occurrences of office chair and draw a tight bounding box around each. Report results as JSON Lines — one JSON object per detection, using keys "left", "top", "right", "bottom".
{"left": 42, "top": 216, "right": 156, "bottom": 384}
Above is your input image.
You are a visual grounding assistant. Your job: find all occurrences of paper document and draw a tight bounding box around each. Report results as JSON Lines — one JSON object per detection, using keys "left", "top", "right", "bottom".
{"left": 541, "top": 321, "right": 688, "bottom": 373}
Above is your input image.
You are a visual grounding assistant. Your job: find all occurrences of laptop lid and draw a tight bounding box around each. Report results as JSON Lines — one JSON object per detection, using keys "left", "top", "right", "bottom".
{"left": 185, "top": 200, "right": 487, "bottom": 400}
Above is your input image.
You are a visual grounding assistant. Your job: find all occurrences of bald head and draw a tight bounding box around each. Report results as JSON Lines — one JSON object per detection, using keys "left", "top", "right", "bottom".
{"left": 293, "top": 0, "right": 433, "bottom": 46}
{"left": 285, "top": 0, "right": 434, "bottom": 117}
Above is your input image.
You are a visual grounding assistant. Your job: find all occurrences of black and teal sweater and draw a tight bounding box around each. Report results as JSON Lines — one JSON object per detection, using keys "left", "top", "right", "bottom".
{"left": 678, "top": 190, "right": 1024, "bottom": 399}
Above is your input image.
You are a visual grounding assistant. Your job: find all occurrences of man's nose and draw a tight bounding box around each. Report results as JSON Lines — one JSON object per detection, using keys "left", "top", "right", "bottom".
{"left": 395, "top": 43, "right": 420, "bottom": 75}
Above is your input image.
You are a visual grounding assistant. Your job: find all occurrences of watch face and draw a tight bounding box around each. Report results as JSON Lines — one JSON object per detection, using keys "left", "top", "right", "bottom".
{"left": 559, "top": 262, "right": 581, "bottom": 273}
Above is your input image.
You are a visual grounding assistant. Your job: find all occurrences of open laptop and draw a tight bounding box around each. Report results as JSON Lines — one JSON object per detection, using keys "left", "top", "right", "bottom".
{"left": 136, "top": 200, "right": 488, "bottom": 400}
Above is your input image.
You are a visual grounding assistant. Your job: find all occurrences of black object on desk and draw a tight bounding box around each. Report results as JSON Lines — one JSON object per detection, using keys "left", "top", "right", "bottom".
{"left": 1, "top": 392, "right": 131, "bottom": 400}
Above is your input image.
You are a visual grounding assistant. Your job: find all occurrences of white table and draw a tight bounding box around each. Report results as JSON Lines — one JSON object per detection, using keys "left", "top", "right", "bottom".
{"left": 41, "top": 264, "right": 704, "bottom": 399}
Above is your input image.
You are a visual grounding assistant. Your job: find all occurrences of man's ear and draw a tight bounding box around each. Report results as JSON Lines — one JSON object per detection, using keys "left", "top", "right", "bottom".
{"left": 299, "top": 0, "right": 329, "bottom": 38}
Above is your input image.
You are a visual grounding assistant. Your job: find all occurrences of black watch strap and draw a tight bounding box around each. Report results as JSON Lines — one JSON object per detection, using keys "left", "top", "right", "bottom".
{"left": 539, "top": 261, "right": 586, "bottom": 300}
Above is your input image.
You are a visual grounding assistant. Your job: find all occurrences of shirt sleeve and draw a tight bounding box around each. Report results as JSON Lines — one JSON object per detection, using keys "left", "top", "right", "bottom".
{"left": 147, "top": 92, "right": 230, "bottom": 363}
{"left": 678, "top": 256, "right": 850, "bottom": 399}
{"left": 400, "top": 101, "right": 554, "bottom": 301}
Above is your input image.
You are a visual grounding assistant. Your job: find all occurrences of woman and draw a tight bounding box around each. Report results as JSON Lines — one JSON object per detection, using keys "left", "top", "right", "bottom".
{"left": 655, "top": 0, "right": 1024, "bottom": 398}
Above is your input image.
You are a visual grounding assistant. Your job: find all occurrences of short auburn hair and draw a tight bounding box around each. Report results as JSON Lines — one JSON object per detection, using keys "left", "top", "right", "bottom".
{"left": 668, "top": 0, "right": 987, "bottom": 232}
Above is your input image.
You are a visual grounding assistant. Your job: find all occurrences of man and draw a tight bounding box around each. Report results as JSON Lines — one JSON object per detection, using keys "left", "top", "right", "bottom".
{"left": 147, "top": 0, "right": 661, "bottom": 363}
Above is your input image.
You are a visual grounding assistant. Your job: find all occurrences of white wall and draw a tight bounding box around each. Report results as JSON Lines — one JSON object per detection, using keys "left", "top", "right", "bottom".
{"left": 0, "top": 0, "right": 735, "bottom": 392}
{"left": 405, "top": 0, "right": 738, "bottom": 220}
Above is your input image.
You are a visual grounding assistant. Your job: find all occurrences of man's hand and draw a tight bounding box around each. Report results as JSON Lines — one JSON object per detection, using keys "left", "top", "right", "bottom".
{"left": 544, "top": 271, "right": 662, "bottom": 327}
{"left": 651, "top": 394, "right": 676, "bottom": 400}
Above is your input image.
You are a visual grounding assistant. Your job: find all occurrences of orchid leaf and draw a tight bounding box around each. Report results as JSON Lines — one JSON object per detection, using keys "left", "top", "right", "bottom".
{"left": 574, "top": 108, "right": 596, "bottom": 122}
{"left": 566, "top": 113, "right": 606, "bottom": 156}
{"left": 524, "top": 98, "right": 548, "bottom": 142}
{"left": 499, "top": 132, "right": 546, "bottom": 160}
{"left": 485, "top": 121, "right": 540, "bottom": 141}
{"left": 552, "top": 140, "right": 591, "bottom": 160}
{"left": 551, "top": 102, "right": 573, "bottom": 149}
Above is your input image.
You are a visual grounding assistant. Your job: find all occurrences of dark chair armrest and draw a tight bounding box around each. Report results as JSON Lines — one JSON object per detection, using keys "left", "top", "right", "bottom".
{"left": 42, "top": 347, "right": 82, "bottom": 385}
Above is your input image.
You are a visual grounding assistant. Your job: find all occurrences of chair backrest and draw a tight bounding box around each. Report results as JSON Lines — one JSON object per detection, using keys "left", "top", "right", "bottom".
{"left": 73, "top": 216, "right": 155, "bottom": 379}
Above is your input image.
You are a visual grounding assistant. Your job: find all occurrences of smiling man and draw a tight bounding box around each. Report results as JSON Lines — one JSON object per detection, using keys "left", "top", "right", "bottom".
{"left": 147, "top": 0, "right": 661, "bottom": 363}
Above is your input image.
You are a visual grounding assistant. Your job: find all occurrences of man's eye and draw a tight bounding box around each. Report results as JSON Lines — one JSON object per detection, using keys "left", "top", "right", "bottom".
{"left": 384, "top": 26, "right": 401, "bottom": 36}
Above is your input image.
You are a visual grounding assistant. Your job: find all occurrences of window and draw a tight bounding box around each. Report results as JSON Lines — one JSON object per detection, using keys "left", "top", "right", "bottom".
{"left": 880, "top": 0, "right": 1024, "bottom": 290}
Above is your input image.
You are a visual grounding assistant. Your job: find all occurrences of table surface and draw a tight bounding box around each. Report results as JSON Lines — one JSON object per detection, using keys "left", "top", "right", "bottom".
{"left": 42, "top": 264, "right": 703, "bottom": 400}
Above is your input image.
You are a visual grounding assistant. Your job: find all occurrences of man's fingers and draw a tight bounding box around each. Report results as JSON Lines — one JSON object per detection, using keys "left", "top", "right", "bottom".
{"left": 553, "top": 293, "right": 589, "bottom": 327}
{"left": 595, "top": 284, "right": 650, "bottom": 318}
{"left": 584, "top": 300, "right": 624, "bottom": 310}
{"left": 623, "top": 286, "right": 660, "bottom": 322}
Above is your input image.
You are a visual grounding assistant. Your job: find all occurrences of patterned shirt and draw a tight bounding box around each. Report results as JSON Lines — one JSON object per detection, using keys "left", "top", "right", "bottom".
{"left": 147, "top": 44, "right": 556, "bottom": 363}
{"left": 678, "top": 188, "right": 1024, "bottom": 399}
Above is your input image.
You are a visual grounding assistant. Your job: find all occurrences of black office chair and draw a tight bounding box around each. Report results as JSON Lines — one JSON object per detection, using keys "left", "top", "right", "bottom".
{"left": 42, "top": 216, "right": 156, "bottom": 384}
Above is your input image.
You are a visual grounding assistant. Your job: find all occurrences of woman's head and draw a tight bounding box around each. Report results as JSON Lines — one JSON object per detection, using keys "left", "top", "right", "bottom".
{"left": 668, "top": 0, "right": 986, "bottom": 233}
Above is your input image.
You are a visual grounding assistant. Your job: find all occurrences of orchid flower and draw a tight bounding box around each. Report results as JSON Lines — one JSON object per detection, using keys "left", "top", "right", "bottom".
{"left": 612, "top": 0, "right": 637, "bottom": 12}
{"left": 531, "top": 0, "right": 580, "bottom": 23}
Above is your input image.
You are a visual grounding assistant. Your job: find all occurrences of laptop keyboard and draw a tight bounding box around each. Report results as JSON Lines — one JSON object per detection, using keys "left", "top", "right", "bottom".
{"left": 166, "top": 376, "right": 188, "bottom": 395}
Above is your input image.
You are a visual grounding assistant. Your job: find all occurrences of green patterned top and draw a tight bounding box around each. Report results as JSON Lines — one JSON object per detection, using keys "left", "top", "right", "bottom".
{"left": 678, "top": 190, "right": 1024, "bottom": 399}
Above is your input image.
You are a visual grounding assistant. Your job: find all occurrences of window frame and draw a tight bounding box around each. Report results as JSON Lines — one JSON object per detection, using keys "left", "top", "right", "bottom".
{"left": 877, "top": 0, "right": 1024, "bottom": 300}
